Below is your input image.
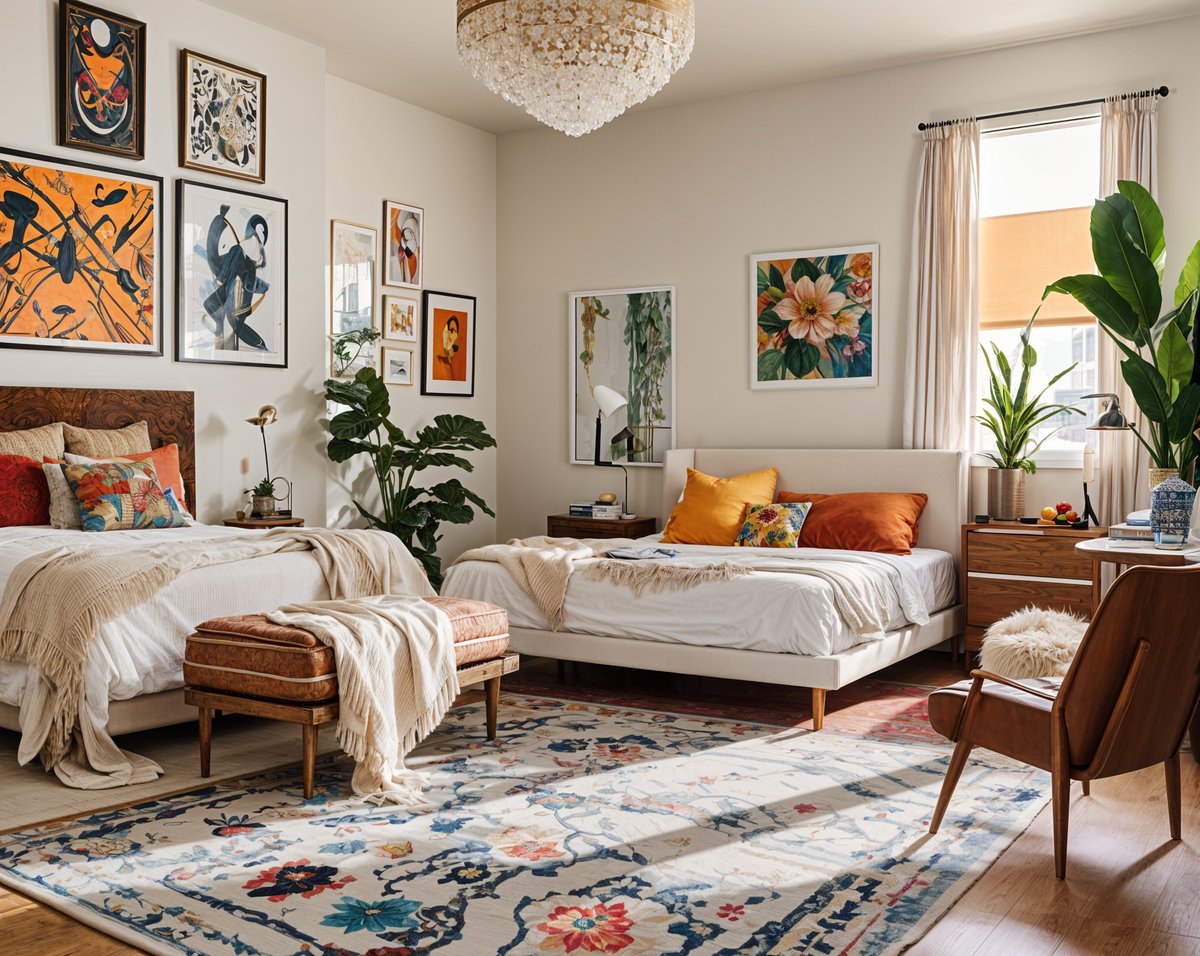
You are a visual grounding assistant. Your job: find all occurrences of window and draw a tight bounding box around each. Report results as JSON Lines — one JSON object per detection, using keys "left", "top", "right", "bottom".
{"left": 977, "top": 119, "right": 1101, "bottom": 461}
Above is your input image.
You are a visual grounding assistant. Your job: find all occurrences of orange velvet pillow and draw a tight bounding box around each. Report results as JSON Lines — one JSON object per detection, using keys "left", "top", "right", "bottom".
{"left": 661, "top": 466, "right": 778, "bottom": 546}
{"left": 777, "top": 491, "right": 928, "bottom": 554}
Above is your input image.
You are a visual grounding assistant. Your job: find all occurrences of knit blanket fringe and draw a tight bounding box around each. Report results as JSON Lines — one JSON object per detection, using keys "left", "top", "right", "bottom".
{"left": 584, "top": 558, "right": 752, "bottom": 596}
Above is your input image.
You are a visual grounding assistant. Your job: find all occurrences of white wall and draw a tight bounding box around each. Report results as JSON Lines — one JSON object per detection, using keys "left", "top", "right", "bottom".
{"left": 0, "top": 0, "right": 327, "bottom": 522}
{"left": 495, "top": 15, "right": 1200, "bottom": 538}
{"left": 324, "top": 77, "right": 499, "bottom": 559}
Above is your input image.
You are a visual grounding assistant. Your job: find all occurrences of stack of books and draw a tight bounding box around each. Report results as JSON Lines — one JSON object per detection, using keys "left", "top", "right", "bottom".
{"left": 1109, "top": 522, "right": 1154, "bottom": 542}
{"left": 569, "top": 501, "right": 623, "bottom": 519}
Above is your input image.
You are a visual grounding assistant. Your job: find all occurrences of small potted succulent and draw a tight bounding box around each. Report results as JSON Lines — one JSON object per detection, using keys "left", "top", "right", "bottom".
{"left": 246, "top": 477, "right": 277, "bottom": 517}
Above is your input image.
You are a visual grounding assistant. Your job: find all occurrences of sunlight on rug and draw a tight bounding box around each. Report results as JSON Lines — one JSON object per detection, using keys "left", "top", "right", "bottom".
{"left": 0, "top": 694, "right": 1049, "bottom": 955}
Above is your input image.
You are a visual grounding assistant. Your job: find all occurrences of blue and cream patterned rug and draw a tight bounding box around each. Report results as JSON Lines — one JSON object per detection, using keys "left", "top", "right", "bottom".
{"left": 0, "top": 694, "right": 1048, "bottom": 955}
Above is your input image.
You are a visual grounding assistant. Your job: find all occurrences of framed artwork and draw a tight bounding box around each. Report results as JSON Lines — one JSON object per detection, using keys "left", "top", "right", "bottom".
{"left": 383, "top": 200, "right": 422, "bottom": 288}
{"left": 751, "top": 243, "right": 877, "bottom": 389}
{"left": 175, "top": 179, "right": 287, "bottom": 368}
{"left": 421, "top": 290, "right": 476, "bottom": 397}
{"left": 382, "top": 346, "right": 414, "bottom": 387}
{"left": 0, "top": 147, "right": 161, "bottom": 356}
{"left": 329, "top": 220, "right": 377, "bottom": 377}
{"left": 569, "top": 286, "right": 675, "bottom": 467}
{"left": 179, "top": 49, "right": 267, "bottom": 184}
{"left": 383, "top": 293, "right": 418, "bottom": 342}
{"left": 59, "top": 1, "right": 146, "bottom": 159}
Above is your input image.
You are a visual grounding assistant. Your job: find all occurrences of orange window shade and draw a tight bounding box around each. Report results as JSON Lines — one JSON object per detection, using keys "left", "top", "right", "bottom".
{"left": 979, "top": 206, "right": 1097, "bottom": 330}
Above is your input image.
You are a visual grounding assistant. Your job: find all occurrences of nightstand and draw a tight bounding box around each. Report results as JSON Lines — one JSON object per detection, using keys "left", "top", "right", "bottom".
{"left": 547, "top": 514, "right": 657, "bottom": 539}
{"left": 223, "top": 516, "right": 305, "bottom": 529}
{"left": 961, "top": 522, "right": 1106, "bottom": 671}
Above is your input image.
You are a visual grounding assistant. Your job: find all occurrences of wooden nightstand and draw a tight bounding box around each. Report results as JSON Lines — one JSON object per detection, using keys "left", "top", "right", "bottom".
{"left": 962, "top": 522, "right": 1106, "bottom": 671}
{"left": 223, "top": 516, "right": 305, "bottom": 529}
{"left": 547, "top": 514, "right": 657, "bottom": 539}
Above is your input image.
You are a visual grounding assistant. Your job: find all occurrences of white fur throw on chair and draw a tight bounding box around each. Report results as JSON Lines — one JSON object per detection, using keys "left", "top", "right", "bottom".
{"left": 979, "top": 606, "right": 1088, "bottom": 679}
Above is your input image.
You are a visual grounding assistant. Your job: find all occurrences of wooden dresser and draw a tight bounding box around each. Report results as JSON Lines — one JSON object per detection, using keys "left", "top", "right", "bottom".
{"left": 961, "top": 522, "right": 1107, "bottom": 669}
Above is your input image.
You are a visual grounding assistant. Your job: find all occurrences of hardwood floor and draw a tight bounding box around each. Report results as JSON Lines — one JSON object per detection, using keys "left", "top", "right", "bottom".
{"left": 2, "top": 651, "right": 1197, "bottom": 955}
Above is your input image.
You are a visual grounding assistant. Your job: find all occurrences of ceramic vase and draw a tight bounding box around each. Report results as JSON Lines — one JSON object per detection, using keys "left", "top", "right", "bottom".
{"left": 1150, "top": 476, "right": 1196, "bottom": 550}
{"left": 987, "top": 468, "right": 1026, "bottom": 521}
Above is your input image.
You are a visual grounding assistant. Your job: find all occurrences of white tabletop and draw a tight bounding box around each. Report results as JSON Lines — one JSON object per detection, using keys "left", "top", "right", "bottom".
{"left": 1076, "top": 536, "right": 1200, "bottom": 565}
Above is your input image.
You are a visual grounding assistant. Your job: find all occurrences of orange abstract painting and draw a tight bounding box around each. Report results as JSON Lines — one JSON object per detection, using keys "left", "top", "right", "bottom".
{"left": 421, "top": 290, "right": 476, "bottom": 397}
{"left": 431, "top": 307, "right": 469, "bottom": 381}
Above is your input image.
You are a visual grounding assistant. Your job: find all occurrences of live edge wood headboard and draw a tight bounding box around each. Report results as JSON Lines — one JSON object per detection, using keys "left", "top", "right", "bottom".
{"left": 0, "top": 386, "right": 196, "bottom": 507}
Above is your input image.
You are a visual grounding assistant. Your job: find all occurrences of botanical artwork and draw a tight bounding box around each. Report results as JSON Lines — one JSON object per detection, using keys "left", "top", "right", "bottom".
{"left": 381, "top": 346, "right": 413, "bottom": 386}
{"left": 180, "top": 50, "right": 266, "bottom": 184}
{"left": 329, "top": 220, "right": 377, "bottom": 376}
{"left": 421, "top": 290, "right": 476, "bottom": 397}
{"left": 0, "top": 148, "right": 161, "bottom": 355}
{"left": 384, "top": 200, "right": 422, "bottom": 289}
{"left": 571, "top": 286, "right": 674, "bottom": 466}
{"left": 752, "top": 244, "right": 877, "bottom": 389}
{"left": 176, "top": 180, "right": 287, "bottom": 367}
{"left": 59, "top": 1, "right": 145, "bottom": 159}
{"left": 383, "top": 293, "right": 418, "bottom": 342}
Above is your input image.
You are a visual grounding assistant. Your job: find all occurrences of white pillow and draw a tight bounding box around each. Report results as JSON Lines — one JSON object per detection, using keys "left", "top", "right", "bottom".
{"left": 42, "top": 462, "right": 82, "bottom": 530}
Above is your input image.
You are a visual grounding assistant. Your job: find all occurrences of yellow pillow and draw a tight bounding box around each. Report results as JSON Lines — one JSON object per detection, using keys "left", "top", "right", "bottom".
{"left": 661, "top": 466, "right": 779, "bottom": 545}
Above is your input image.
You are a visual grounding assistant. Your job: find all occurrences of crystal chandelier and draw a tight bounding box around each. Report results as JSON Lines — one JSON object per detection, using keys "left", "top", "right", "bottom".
{"left": 456, "top": 0, "right": 696, "bottom": 137}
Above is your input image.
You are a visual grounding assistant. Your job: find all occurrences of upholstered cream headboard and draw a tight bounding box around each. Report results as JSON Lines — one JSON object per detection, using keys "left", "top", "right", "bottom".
{"left": 662, "top": 448, "right": 969, "bottom": 560}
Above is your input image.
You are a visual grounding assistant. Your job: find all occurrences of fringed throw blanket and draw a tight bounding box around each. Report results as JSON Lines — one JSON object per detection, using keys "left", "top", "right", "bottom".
{"left": 0, "top": 528, "right": 433, "bottom": 788}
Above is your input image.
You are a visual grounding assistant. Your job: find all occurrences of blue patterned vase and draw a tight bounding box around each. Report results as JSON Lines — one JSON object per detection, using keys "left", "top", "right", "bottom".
{"left": 1150, "top": 475, "right": 1196, "bottom": 550}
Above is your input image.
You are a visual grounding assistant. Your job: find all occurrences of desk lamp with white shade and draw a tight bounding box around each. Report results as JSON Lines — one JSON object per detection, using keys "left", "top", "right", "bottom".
{"left": 592, "top": 384, "right": 637, "bottom": 518}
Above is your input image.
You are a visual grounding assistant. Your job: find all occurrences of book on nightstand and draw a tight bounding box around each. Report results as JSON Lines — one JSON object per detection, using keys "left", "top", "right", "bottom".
{"left": 1109, "top": 522, "right": 1154, "bottom": 542}
{"left": 569, "top": 502, "right": 623, "bottom": 518}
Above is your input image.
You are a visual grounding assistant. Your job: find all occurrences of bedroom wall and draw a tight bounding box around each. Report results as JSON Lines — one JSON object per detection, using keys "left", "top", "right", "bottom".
{"left": 1, "top": 0, "right": 328, "bottom": 524}
{"left": 495, "top": 15, "right": 1200, "bottom": 538}
{"left": 323, "top": 77, "right": 499, "bottom": 559}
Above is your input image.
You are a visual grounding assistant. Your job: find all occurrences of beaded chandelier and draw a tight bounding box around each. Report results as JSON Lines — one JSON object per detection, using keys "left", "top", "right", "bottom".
{"left": 456, "top": 0, "right": 696, "bottom": 137}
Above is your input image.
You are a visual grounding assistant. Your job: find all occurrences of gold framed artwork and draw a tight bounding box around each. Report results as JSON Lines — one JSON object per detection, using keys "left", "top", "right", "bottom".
{"left": 382, "top": 346, "right": 414, "bottom": 387}
{"left": 383, "top": 199, "right": 422, "bottom": 289}
{"left": 383, "top": 293, "right": 418, "bottom": 343}
{"left": 179, "top": 49, "right": 266, "bottom": 184}
{"left": 329, "top": 220, "right": 377, "bottom": 377}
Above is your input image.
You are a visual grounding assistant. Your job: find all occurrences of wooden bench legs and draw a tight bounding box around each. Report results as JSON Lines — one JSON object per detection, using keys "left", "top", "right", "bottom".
{"left": 485, "top": 676, "right": 500, "bottom": 741}
{"left": 198, "top": 705, "right": 213, "bottom": 778}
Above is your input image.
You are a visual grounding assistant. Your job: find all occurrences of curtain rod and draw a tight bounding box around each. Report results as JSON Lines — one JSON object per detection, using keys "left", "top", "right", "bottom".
{"left": 916, "top": 85, "right": 1168, "bottom": 132}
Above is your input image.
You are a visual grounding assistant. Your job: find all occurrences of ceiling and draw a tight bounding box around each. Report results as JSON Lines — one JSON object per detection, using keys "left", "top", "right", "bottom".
{"left": 200, "top": 0, "right": 1200, "bottom": 135}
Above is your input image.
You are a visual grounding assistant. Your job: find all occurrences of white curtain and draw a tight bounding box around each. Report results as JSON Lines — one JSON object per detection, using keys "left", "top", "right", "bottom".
{"left": 1096, "top": 93, "right": 1159, "bottom": 523}
{"left": 904, "top": 119, "right": 981, "bottom": 451}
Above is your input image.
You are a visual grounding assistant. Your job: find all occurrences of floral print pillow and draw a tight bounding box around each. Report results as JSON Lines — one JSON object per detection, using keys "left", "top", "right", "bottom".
{"left": 735, "top": 502, "right": 811, "bottom": 547}
{"left": 62, "top": 460, "right": 186, "bottom": 532}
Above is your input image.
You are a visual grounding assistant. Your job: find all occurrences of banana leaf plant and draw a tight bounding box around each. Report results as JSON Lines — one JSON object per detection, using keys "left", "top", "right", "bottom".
{"left": 975, "top": 316, "right": 1083, "bottom": 474}
{"left": 324, "top": 368, "right": 496, "bottom": 588}
{"left": 1045, "top": 180, "right": 1200, "bottom": 473}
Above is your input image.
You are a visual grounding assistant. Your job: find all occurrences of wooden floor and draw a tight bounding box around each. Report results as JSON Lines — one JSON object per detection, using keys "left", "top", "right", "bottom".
{"left": 2, "top": 651, "right": 1197, "bottom": 955}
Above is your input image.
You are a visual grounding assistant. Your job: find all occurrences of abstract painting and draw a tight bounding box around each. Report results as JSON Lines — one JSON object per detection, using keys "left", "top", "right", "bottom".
{"left": 751, "top": 243, "right": 877, "bottom": 389}
{"left": 176, "top": 179, "right": 287, "bottom": 367}
{"left": 59, "top": 1, "right": 145, "bottom": 159}
{"left": 570, "top": 286, "right": 674, "bottom": 466}
{"left": 0, "top": 147, "right": 161, "bottom": 355}
{"left": 383, "top": 293, "right": 418, "bottom": 342}
{"left": 180, "top": 50, "right": 266, "bottom": 184}
{"left": 421, "top": 290, "right": 475, "bottom": 397}
{"left": 382, "top": 346, "right": 413, "bottom": 386}
{"left": 384, "top": 200, "right": 422, "bottom": 289}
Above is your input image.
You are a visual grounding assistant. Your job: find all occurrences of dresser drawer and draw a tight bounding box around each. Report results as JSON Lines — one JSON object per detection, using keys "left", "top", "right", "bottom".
{"left": 967, "top": 530, "right": 1093, "bottom": 580}
{"left": 965, "top": 575, "right": 1093, "bottom": 628}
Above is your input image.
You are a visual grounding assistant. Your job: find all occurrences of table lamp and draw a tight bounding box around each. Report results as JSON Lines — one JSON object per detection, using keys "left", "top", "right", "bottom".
{"left": 1080, "top": 392, "right": 1131, "bottom": 527}
{"left": 245, "top": 404, "right": 292, "bottom": 517}
{"left": 592, "top": 385, "right": 635, "bottom": 518}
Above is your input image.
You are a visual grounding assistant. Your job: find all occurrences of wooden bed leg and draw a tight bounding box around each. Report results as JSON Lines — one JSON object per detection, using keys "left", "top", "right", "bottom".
{"left": 556, "top": 660, "right": 566, "bottom": 682}
{"left": 302, "top": 724, "right": 318, "bottom": 800}
{"left": 198, "top": 705, "right": 212, "bottom": 778}
{"left": 485, "top": 676, "right": 501, "bottom": 741}
{"left": 811, "top": 688, "right": 826, "bottom": 731}
{"left": 951, "top": 634, "right": 960, "bottom": 663}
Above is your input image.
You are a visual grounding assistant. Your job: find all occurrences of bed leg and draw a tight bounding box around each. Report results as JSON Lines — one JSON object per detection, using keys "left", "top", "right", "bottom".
{"left": 811, "top": 688, "right": 826, "bottom": 731}
{"left": 198, "top": 706, "right": 212, "bottom": 778}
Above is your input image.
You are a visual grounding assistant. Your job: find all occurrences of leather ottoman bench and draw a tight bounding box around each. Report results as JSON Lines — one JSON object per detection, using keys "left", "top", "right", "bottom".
{"left": 183, "top": 596, "right": 519, "bottom": 798}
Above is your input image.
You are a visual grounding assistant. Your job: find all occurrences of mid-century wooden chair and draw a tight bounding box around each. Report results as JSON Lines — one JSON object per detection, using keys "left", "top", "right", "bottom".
{"left": 926, "top": 563, "right": 1200, "bottom": 879}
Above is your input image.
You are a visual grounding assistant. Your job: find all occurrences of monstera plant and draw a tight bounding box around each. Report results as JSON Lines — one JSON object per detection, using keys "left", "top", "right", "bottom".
{"left": 324, "top": 368, "right": 496, "bottom": 588}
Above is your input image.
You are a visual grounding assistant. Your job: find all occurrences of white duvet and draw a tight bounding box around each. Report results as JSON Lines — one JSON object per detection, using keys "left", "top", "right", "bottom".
{"left": 442, "top": 535, "right": 957, "bottom": 657}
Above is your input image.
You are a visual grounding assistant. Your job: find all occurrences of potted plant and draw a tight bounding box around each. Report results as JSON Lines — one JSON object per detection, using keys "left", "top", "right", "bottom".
{"left": 246, "top": 478, "right": 277, "bottom": 517}
{"left": 975, "top": 316, "right": 1083, "bottom": 519}
{"left": 324, "top": 368, "right": 496, "bottom": 588}
{"left": 1047, "top": 180, "right": 1200, "bottom": 488}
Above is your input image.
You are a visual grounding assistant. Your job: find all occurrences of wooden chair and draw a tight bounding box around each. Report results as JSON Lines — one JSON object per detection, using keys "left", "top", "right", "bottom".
{"left": 927, "top": 563, "right": 1200, "bottom": 879}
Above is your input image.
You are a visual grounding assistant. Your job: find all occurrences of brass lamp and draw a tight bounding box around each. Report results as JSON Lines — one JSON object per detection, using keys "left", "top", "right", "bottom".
{"left": 1081, "top": 393, "right": 1132, "bottom": 430}
{"left": 245, "top": 405, "right": 291, "bottom": 517}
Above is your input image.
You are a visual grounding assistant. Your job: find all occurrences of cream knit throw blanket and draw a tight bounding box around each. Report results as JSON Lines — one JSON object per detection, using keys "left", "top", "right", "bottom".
{"left": 0, "top": 528, "right": 433, "bottom": 777}
{"left": 268, "top": 595, "right": 457, "bottom": 805}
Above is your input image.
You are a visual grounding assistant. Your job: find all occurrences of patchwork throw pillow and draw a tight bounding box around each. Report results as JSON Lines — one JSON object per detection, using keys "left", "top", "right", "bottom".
{"left": 62, "top": 460, "right": 186, "bottom": 532}
{"left": 62, "top": 421, "right": 151, "bottom": 458}
{"left": 661, "top": 466, "right": 778, "bottom": 546}
{"left": 0, "top": 422, "right": 65, "bottom": 461}
{"left": 65, "top": 443, "right": 189, "bottom": 514}
{"left": 0, "top": 455, "right": 51, "bottom": 527}
{"left": 735, "top": 502, "right": 811, "bottom": 547}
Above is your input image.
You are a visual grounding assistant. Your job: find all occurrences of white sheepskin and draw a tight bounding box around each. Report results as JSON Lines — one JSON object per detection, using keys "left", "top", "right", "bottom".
{"left": 978, "top": 605, "right": 1088, "bottom": 679}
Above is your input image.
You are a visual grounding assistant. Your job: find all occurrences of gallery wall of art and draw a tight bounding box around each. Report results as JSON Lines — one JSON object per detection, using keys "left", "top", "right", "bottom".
{"left": 494, "top": 13, "right": 1200, "bottom": 538}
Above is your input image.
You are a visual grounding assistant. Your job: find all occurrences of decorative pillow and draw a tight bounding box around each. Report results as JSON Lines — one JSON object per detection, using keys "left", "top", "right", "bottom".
{"left": 778, "top": 491, "right": 928, "bottom": 555}
{"left": 0, "top": 455, "right": 51, "bottom": 527}
{"left": 43, "top": 459, "right": 82, "bottom": 530}
{"left": 62, "top": 421, "right": 151, "bottom": 458}
{"left": 735, "top": 502, "right": 811, "bottom": 547}
{"left": 62, "top": 460, "right": 186, "bottom": 532}
{"left": 65, "top": 444, "right": 189, "bottom": 514}
{"left": 661, "top": 466, "right": 778, "bottom": 546}
{"left": 0, "top": 422, "right": 65, "bottom": 461}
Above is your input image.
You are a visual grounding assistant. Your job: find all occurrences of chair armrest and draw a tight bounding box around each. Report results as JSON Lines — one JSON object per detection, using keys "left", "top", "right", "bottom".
{"left": 969, "top": 668, "right": 1059, "bottom": 702}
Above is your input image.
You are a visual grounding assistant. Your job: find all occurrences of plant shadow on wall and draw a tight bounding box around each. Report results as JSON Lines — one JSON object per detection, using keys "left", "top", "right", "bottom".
{"left": 324, "top": 368, "right": 495, "bottom": 588}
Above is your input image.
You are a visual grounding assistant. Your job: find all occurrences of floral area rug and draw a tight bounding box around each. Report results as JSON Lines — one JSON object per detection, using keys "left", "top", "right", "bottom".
{"left": 0, "top": 694, "right": 1048, "bottom": 955}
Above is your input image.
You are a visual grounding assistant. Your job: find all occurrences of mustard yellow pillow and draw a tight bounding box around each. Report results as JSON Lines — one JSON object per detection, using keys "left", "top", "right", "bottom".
{"left": 661, "top": 466, "right": 779, "bottom": 546}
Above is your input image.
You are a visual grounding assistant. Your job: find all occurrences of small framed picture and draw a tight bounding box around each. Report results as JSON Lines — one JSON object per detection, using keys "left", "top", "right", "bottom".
{"left": 421, "top": 290, "right": 476, "bottom": 397}
{"left": 383, "top": 294, "right": 418, "bottom": 343}
{"left": 179, "top": 49, "right": 266, "bottom": 183}
{"left": 382, "top": 346, "right": 414, "bottom": 387}
{"left": 330, "top": 220, "right": 378, "bottom": 377}
{"left": 383, "top": 200, "right": 423, "bottom": 289}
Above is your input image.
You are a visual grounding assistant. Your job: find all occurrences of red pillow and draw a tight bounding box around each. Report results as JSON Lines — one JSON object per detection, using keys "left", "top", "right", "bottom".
{"left": 0, "top": 454, "right": 51, "bottom": 526}
{"left": 777, "top": 491, "right": 928, "bottom": 555}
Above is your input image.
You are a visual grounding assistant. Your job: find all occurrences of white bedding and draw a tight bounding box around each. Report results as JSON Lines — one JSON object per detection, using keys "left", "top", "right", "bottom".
{"left": 442, "top": 536, "right": 957, "bottom": 657}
